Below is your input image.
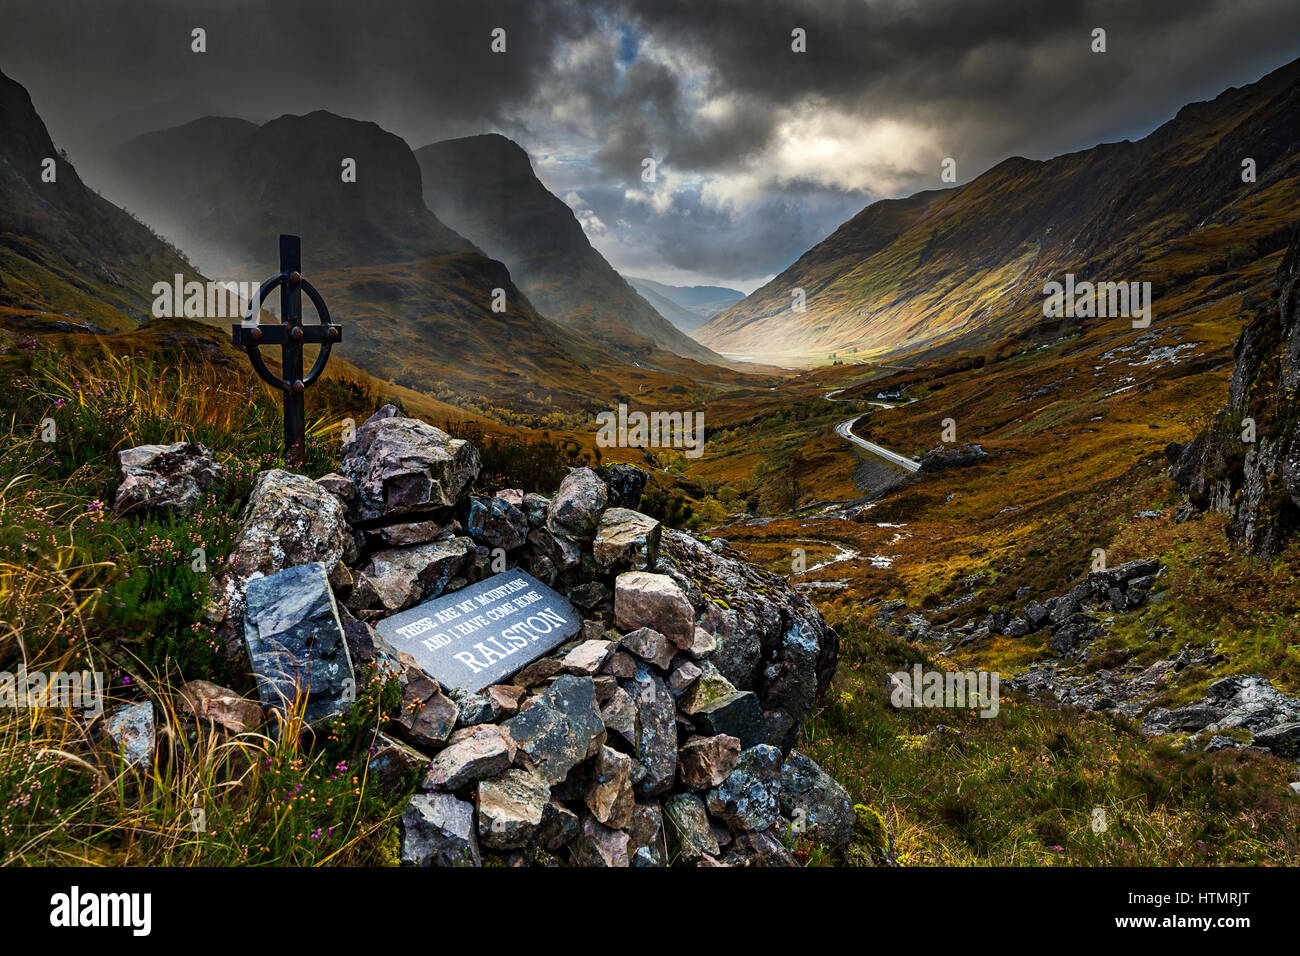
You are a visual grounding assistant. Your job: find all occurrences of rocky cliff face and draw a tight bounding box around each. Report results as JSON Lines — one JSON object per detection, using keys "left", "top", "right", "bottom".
{"left": 1181, "top": 226, "right": 1300, "bottom": 557}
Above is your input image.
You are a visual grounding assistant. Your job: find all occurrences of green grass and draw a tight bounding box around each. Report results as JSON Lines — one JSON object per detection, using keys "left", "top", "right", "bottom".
{"left": 801, "top": 611, "right": 1300, "bottom": 865}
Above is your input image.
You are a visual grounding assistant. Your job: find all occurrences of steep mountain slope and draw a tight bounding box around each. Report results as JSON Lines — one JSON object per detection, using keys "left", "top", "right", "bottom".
{"left": 0, "top": 67, "right": 199, "bottom": 333}
{"left": 67, "top": 111, "right": 773, "bottom": 416}
{"left": 699, "top": 58, "right": 1300, "bottom": 366}
{"left": 414, "top": 133, "right": 733, "bottom": 369}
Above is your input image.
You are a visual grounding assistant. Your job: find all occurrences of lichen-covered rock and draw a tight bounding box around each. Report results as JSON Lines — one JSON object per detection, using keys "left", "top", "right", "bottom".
{"left": 207, "top": 469, "right": 356, "bottom": 645}
{"left": 656, "top": 529, "right": 839, "bottom": 751}
{"left": 243, "top": 562, "right": 355, "bottom": 724}
{"left": 706, "top": 744, "right": 782, "bottom": 832}
{"left": 340, "top": 406, "right": 481, "bottom": 523}
{"left": 593, "top": 508, "right": 661, "bottom": 571}
{"left": 626, "top": 662, "right": 678, "bottom": 796}
{"left": 628, "top": 801, "right": 666, "bottom": 867}
{"left": 721, "top": 830, "right": 795, "bottom": 867}
{"left": 103, "top": 701, "right": 155, "bottom": 768}
{"left": 113, "top": 441, "right": 224, "bottom": 518}
{"left": 779, "top": 751, "right": 855, "bottom": 849}
{"left": 546, "top": 467, "right": 608, "bottom": 539}
{"left": 663, "top": 792, "right": 719, "bottom": 864}
{"left": 400, "top": 793, "right": 480, "bottom": 866}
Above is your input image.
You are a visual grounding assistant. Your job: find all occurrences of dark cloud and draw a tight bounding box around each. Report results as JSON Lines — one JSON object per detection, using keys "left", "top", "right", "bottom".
{"left": 2, "top": 0, "right": 1297, "bottom": 288}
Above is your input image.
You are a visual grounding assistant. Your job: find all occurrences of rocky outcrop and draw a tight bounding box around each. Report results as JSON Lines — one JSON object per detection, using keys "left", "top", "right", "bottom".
{"left": 1179, "top": 226, "right": 1300, "bottom": 557}
{"left": 113, "top": 441, "right": 224, "bottom": 518}
{"left": 918, "top": 443, "right": 988, "bottom": 473}
{"left": 177, "top": 406, "right": 849, "bottom": 865}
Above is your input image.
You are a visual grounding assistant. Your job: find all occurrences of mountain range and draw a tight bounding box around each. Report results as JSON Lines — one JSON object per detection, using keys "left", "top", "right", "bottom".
{"left": 625, "top": 276, "right": 744, "bottom": 334}
{"left": 414, "top": 133, "right": 729, "bottom": 369}
{"left": 698, "top": 57, "right": 1300, "bottom": 366}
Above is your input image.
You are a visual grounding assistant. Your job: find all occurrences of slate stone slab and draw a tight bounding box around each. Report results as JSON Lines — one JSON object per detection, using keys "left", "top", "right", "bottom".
{"left": 243, "top": 562, "right": 355, "bottom": 724}
{"left": 374, "top": 569, "right": 581, "bottom": 692}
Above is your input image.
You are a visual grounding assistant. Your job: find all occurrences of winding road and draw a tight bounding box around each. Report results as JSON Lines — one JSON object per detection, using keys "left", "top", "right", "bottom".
{"left": 834, "top": 416, "right": 921, "bottom": 472}
{"left": 824, "top": 388, "right": 921, "bottom": 473}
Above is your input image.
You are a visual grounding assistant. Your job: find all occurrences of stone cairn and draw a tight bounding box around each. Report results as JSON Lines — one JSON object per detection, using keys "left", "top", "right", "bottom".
{"left": 111, "top": 405, "right": 863, "bottom": 866}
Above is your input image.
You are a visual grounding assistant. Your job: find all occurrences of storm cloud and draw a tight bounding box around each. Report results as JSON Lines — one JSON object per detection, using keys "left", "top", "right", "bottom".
{"left": 3, "top": 0, "right": 1297, "bottom": 290}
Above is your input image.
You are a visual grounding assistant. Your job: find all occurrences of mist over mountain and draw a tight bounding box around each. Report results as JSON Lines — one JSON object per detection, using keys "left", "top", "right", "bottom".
{"left": 415, "top": 133, "right": 732, "bottom": 370}
{"left": 699, "top": 58, "right": 1300, "bottom": 366}
{"left": 0, "top": 66, "right": 198, "bottom": 332}
{"left": 626, "top": 276, "right": 744, "bottom": 334}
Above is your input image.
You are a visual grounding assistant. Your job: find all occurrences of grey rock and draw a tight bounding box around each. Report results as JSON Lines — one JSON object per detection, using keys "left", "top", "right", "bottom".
{"left": 465, "top": 494, "right": 528, "bottom": 551}
{"left": 721, "top": 830, "right": 796, "bottom": 867}
{"left": 546, "top": 467, "right": 608, "bottom": 539}
{"left": 779, "top": 750, "right": 854, "bottom": 848}
{"left": 114, "top": 441, "right": 223, "bottom": 518}
{"left": 340, "top": 406, "right": 481, "bottom": 522}
{"left": 627, "top": 662, "right": 678, "bottom": 796}
{"left": 400, "top": 792, "right": 480, "bottom": 866}
{"left": 243, "top": 562, "right": 355, "bottom": 724}
{"left": 691, "top": 690, "right": 767, "bottom": 749}
{"left": 102, "top": 702, "right": 154, "bottom": 767}
{"left": 207, "top": 469, "right": 354, "bottom": 644}
{"left": 706, "top": 744, "right": 782, "bottom": 832}
{"left": 502, "top": 675, "right": 606, "bottom": 784}
{"left": 604, "top": 463, "right": 648, "bottom": 510}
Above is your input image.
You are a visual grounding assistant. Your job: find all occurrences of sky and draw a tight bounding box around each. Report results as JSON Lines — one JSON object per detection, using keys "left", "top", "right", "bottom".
{"left": 3, "top": 0, "right": 1299, "bottom": 294}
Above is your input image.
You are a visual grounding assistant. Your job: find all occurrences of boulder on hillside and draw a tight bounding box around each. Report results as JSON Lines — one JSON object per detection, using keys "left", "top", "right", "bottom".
{"left": 919, "top": 443, "right": 988, "bottom": 473}
{"left": 114, "top": 441, "right": 224, "bottom": 518}
{"left": 207, "top": 469, "right": 357, "bottom": 649}
{"left": 339, "top": 405, "right": 481, "bottom": 523}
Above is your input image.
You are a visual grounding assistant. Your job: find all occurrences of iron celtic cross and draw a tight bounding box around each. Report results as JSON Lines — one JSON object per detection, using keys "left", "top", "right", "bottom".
{"left": 231, "top": 235, "right": 342, "bottom": 466}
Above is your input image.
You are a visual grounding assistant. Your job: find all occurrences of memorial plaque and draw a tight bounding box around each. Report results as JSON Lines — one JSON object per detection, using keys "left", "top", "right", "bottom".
{"left": 373, "top": 569, "right": 582, "bottom": 692}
